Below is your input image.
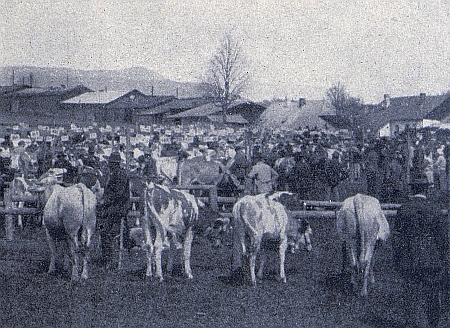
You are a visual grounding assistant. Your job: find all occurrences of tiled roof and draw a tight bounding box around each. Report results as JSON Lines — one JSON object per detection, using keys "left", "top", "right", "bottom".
{"left": 14, "top": 85, "right": 90, "bottom": 97}
{"left": 361, "top": 94, "right": 450, "bottom": 131}
{"left": 136, "top": 98, "right": 211, "bottom": 115}
{"left": 62, "top": 90, "right": 132, "bottom": 104}
{"left": 207, "top": 114, "right": 248, "bottom": 124}
{"left": 166, "top": 102, "right": 221, "bottom": 118}
{"left": 260, "top": 100, "right": 335, "bottom": 130}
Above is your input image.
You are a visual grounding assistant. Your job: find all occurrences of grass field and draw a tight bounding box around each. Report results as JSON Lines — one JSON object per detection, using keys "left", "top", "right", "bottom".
{"left": 1, "top": 215, "right": 449, "bottom": 328}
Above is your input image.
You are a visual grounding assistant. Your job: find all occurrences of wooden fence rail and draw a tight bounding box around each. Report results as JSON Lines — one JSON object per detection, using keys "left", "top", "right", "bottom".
{"left": 3, "top": 181, "right": 409, "bottom": 242}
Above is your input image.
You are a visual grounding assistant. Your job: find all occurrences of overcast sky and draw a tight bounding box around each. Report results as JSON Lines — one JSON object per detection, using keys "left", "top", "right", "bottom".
{"left": 1, "top": 0, "right": 449, "bottom": 103}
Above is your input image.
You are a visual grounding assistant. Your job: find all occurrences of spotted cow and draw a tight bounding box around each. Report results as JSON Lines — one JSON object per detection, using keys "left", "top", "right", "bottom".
{"left": 142, "top": 182, "right": 199, "bottom": 281}
{"left": 336, "top": 193, "right": 390, "bottom": 296}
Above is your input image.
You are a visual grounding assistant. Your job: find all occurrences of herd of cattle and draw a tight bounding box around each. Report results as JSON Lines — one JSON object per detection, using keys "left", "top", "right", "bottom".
{"left": 10, "top": 165, "right": 450, "bottom": 326}
{"left": 5, "top": 167, "right": 392, "bottom": 300}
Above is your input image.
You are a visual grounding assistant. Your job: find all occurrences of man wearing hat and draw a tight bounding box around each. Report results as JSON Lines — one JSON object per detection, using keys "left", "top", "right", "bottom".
{"left": 227, "top": 145, "right": 249, "bottom": 188}
{"left": 98, "top": 151, "right": 131, "bottom": 266}
{"left": 140, "top": 148, "right": 159, "bottom": 183}
{"left": 392, "top": 177, "right": 449, "bottom": 327}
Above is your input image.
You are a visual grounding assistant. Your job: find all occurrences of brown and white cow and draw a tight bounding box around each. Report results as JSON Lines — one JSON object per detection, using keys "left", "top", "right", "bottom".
{"left": 142, "top": 182, "right": 199, "bottom": 281}
{"left": 336, "top": 193, "right": 390, "bottom": 296}
{"left": 40, "top": 182, "right": 98, "bottom": 281}
{"left": 232, "top": 192, "right": 311, "bottom": 286}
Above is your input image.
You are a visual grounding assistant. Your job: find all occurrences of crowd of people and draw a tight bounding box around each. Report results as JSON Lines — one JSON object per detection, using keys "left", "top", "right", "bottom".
{"left": 2, "top": 122, "right": 450, "bottom": 326}
{"left": 1, "top": 123, "right": 450, "bottom": 205}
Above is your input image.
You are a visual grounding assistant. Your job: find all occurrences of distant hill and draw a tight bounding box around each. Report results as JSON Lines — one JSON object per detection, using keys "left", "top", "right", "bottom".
{"left": 0, "top": 66, "right": 204, "bottom": 98}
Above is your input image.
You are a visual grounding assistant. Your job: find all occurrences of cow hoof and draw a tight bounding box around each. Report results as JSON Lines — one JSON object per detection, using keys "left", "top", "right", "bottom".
{"left": 277, "top": 276, "right": 287, "bottom": 283}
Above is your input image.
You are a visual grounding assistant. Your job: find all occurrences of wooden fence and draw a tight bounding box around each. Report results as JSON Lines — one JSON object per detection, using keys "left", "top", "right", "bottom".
{"left": 2, "top": 183, "right": 406, "bottom": 242}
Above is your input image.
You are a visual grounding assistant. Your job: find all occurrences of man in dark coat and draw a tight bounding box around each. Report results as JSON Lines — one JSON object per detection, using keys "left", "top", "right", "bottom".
{"left": 228, "top": 145, "right": 250, "bottom": 187}
{"left": 392, "top": 178, "right": 449, "bottom": 327}
{"left": 98, "top": 151, "right": 130, "bottom": 266}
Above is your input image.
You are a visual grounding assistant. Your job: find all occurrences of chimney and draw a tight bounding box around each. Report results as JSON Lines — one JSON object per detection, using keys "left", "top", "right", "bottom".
{"left": 383, "top": 94, "right": 390, "bottom": 109}
{"left": 419, "top": 92, "right": 426, "bottom": 102}
{"left": 298, "top": 98, "right": 306, "bottom": 107}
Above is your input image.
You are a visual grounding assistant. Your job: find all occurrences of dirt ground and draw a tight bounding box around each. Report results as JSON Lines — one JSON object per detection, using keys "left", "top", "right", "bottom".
{"left": 1, "top": 216, "right": 450, "bottom": 328}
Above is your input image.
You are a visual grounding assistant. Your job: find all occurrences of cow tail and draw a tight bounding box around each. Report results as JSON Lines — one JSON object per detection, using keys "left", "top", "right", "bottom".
{"left": 233, "top": 198, "right": 259, "bottom": 237}
{"left": 353, "top": 194, "right": 364, "bottom": 266}
{"left": 146, "top": 187, "right": 166, "bottom": 242}
{"left": 77, "top": 184, "right": 89, "bottom": 251}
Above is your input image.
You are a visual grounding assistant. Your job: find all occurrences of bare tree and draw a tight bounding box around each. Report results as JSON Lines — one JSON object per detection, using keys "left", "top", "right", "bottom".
{"left": 203, "top": 34, "right": 249, "bottom": 124}
{"left": 326, "top": 82, "right": 362, "bottom": 115}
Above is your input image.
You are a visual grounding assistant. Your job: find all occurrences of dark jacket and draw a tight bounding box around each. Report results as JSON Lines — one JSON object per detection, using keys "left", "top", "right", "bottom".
{"left": 102, "top": 165, "right": 130, "bottom": 219}
{"left": 392, "top": 195, "right": 449, "bottom": 284}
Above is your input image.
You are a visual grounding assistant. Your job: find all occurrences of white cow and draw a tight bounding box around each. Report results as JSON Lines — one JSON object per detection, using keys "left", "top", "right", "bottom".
{"left": 232, "top": 192, "right": 310, "bottom": 286}
{"left": 336, "top": 193, "right": 390, "bottom": 296}
{"left": 142, "top": 182, "right": 199, "bottom": 281}
{"left": 41, "top": 183, "right": 98, "bottom": 281}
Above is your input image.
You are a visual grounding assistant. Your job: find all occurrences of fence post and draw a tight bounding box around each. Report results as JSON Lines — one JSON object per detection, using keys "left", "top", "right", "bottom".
{"left": 118, "top": 215, "right": 124, "bottom": 270}
{"left": 4, "top": 188, "right": 14, "bottom": 241}
{"left": 209, "top": 186, "right": 218, "bottom": 212}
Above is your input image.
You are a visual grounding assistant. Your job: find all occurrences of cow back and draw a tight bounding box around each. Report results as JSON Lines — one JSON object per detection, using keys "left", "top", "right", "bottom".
{"left": 233, "top": 194, "right": 288, "bottom": 238}
{"left": 179, "top": 157, "right": 224, "bottom": 186}
{"left": 147, "top": 184, "right": 198, "bottom": 235}
{"left": 336, "top": 193, "right": 389, "bottom": 243}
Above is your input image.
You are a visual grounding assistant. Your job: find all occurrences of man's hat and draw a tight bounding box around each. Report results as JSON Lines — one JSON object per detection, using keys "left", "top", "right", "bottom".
{"left": 108, "top": 151, "right": 122, "bottom": 163}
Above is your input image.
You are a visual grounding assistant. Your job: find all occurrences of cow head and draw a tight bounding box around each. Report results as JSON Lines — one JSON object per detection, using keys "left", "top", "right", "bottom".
{"left": 204, "top": 217, "right": 231, "bottom": 248}
{"left": 90, "top": 179, "right": 104, "bottom": 203}
{"left": 288, "top": 219, "right": 313, "bottom": 253}
{"left": 129, "top": 227, "right": 146, "bottom": 249}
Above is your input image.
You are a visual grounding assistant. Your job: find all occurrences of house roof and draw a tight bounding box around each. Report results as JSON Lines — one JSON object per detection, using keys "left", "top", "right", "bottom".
{"left": 360, "top": 93, "right": 450, "bottom": 132}
{"left": 0, "top": 85, "right": 30, "bottom": 95}
{"left": 424, "top": 94, "right": 450, "bottom": 120}
{"left": 166, "top": 102, "right": 221, "bottom": 118}
{"left": 207, "top": 114, "right": 248, "bottom": 124}
{"left": 14, "top": 85, "right": 91, "bottom": 97}
{"left": 62, "top": 90, "right": 135, "bottom": 104}
{"left": 260, "top": 99, "right": 335, "bottom": 130}
{"left": 135, "top": 97, "right": 210, "bottom": 115}
{"left": 319, "top": 115, "right": 354, "bottom": 130}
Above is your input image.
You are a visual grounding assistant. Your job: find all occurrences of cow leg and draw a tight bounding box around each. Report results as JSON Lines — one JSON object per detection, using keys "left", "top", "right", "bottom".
{"left": 67, "top": 237, "right": 80, "bottom": 282}
{"left": 81, "top": 230, "right": 93, "bottom": 280}
{"left": 249, "top": 253, "right": 257, "bottom": 286}
{"left": 45, "top": 227, "right": 57, "bottom": 274}
{"left": 183, "top": 227, "right": 194, "bottom": 279}
{"left": 17, "top": 201, "right": 23, "bottom": 229}
{"left": 143, "top": 228, "right": 153, "bottom": 278}
{"left": 279, "top": 236, "right": 288, "bottom": 283}
{"left": 154, "top": 230, "right": 164, "bottom": 281}
{"left": 257, "top": 252, "right": 265, "bottom": 280}
{"left": 166, "top": 240, "right": 175, "bottom": 275}
{"left": 249, "top": 238, "right": 260, "bottom": 286}
{"left": 360, "top": 242, "right": 376, "bottom": 297}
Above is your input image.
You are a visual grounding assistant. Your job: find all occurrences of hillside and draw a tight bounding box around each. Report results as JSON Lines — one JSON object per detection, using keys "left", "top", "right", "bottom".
{"left": 0, "top": 66, "right": 204, "bottom": 98}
